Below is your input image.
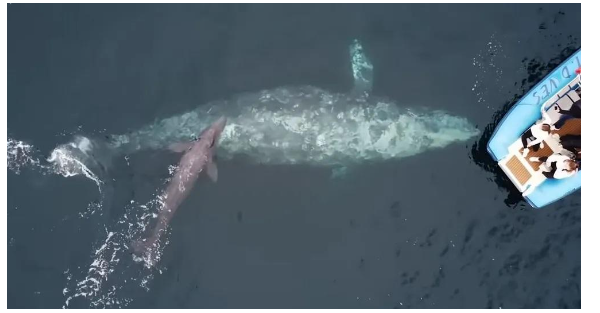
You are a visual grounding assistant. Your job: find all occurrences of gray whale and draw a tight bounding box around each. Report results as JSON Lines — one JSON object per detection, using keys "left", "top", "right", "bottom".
{"left": 50, "top": 40, "right": 479, "bottom": 175}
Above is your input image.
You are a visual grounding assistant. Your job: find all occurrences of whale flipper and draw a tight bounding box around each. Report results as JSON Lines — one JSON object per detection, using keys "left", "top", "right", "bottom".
{"left": 207, "top": 158, "right": 218, "bottom": 182}
{"left": 349, "top": 39, "right": 374, "bottom": 97}
{"left": 330, "top": 166, "right": 349, "bottom": 179}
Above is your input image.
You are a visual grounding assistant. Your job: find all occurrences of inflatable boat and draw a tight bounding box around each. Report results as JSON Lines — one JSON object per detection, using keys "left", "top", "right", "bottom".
{"left": 487, "top": 49, "right": 581, "bottom": 208}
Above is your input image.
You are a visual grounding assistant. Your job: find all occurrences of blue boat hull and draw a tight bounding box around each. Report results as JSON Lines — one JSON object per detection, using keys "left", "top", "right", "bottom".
{"left": 487, "top": 50, "right": 581, "bottom": 208}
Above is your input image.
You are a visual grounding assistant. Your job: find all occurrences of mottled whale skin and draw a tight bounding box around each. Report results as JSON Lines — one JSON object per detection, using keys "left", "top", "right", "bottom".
{"left": 110, "top": 86, "right": 479, "bottom": 166}
{"left": 108, "top": 41, "right": 478, "bottom": 166}
{"left": 50, "top": 40, "right": 479, "bottom": 175}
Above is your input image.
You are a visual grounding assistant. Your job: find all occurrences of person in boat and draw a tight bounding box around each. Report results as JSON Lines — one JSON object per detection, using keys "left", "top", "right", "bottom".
{"left": 559, "top": 134, "right": 581, "bottom": 154}
{"left": 554, "top": 99, "right": 581, "bottom": 129}
{"left": 521, "top": 104, "right": 555, "bottom": 157}
{"left": 532, "top": 153, "right": 579, "bottom": 179}
{"left": 554, "top": 83, "right": 581, "bottom": 127}
{"left": 558, "top": 134, "right": 581, "bottom": 165}
{"left": 558, "top": 99, "right": 581, "bottom": 118}
{"left": 523, "top": 153, "right": 579, "bottom": 196}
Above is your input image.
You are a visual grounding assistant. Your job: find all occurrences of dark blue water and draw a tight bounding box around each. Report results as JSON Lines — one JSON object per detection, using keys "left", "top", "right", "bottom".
{"left": 7, "top": 4, "right": 580, "bottom": 308}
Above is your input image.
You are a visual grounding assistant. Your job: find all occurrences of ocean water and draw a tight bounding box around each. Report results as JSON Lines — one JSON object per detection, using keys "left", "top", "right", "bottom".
{"left": 7, "top": 3, "right": 581, "bottom": 309}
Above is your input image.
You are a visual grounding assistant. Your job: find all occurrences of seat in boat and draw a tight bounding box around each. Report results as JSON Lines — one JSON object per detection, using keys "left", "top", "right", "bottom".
{"left": 567, "top": 90, "right": 580, "bottom": 102}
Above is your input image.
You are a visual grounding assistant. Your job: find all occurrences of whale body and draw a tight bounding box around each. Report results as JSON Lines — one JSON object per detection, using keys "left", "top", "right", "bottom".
{"left": 109, "top": 86, "right": 479, "bottom": 167}
{"left": 50, "top": 40, "right": 479, "bottom": 174}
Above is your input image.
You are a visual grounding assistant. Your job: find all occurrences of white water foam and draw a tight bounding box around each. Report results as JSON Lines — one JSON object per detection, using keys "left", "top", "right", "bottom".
{"left": 7, "top": 137, "right": 103, "bottom": 190}
{"left": 62, "top": 180, "right": 173, "bottom": 308}
{"left": 7, "top": 138, "right": 43, "bottom": 174}
{"left": 8, "top": 137, "right": 107, "bottom": 220}
{"left": 8, "top": 136, "right": 170, "bottom": 307}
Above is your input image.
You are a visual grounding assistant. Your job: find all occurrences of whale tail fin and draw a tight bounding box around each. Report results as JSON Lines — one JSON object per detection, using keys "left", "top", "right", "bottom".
{"left": 349, "top": 39, "right": 374, "bottom": 97}
{"left": 46, "top": 135, "right": 120, "bottom": 225}
{"left": 47, "top": 135, "right": 117, "bottom": 183}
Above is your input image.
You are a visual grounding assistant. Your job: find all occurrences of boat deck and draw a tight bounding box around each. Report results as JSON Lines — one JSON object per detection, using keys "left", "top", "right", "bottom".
{"left": 516, "top": 118, "right": 581, "bottom": 171}
{"left": 506, "top": 155, "right": 531, "bottom": 186}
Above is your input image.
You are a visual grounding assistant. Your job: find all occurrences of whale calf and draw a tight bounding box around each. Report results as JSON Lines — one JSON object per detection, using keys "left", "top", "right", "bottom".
{"left": 131, "top": 117, "right": 226, "bottom": 263}
{"left": 49, "top": 40, "right": 479, "bottom": 176}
